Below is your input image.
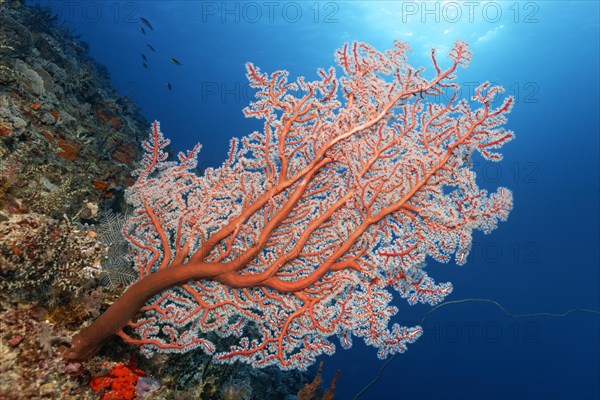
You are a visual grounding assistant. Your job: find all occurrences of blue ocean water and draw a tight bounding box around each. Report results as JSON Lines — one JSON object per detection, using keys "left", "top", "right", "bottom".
{"left": 32, "top": 1, "right": 599, "bottom": 399}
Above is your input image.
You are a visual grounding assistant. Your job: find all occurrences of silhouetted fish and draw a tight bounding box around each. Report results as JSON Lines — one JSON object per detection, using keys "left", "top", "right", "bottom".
{"left": 167, "top": 83, "right": 172, "bottom": 91}
{"left": 141, "top": 54, "right": 147, "bottom": 61}
{"left": 142, "top": 63, "right": 148, "bottom": 69}
{"left": 170, "top": 58, "right": 182, "bottom": 66}
{"left": 140, "top": 27, "right": 146, "bottom": 35}
{"left": 140, "top": 17, "right": 154, "bottom": 31}
{"left": 146, "top": 44, "right": 156, "bottom": 52}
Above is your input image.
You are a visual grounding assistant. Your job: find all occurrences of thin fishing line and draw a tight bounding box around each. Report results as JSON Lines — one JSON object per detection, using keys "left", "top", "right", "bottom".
{"left": 352, "top": 299, "right": 600, "bottom": 400}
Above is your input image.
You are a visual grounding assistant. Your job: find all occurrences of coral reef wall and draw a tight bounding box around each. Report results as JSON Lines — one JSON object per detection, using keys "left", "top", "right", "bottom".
{"left": 0, "top": 3, "right": 149, "bottom": 398}
{"left": 0, "top": 4, "right": 147, "bottom": 219}
{"left": 0, "top": 2, "right": 150, "bottom": 290}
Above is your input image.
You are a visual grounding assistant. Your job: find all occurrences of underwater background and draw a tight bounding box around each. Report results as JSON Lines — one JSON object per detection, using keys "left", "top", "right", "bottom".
{"left": 3, "top": 1, "right": 599, "bottom": 399}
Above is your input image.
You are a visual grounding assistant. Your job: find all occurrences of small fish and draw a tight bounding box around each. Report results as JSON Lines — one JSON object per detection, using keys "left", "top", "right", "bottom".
{"left": 167, "top": 83, "right": 172, "bottom": 91}
{"left": 142, "top": 63, "right": 148, "bottom": 69}
{"left": 146, "top": 44, "right": 156, "bottom": 52}
{"left": 73, "top": 34, "right": 82, "bottom": 39}
{"left": 141, "top": 54, "right": 147, "bottom": 61}
{"left": 140, "top": 17, "right": 154, "bottom": 31}
{"left": 140, "top": 27, "right": 146, "bottom": 35}
{"left": 170, "top": 58, "right": 182, "bottom": 66}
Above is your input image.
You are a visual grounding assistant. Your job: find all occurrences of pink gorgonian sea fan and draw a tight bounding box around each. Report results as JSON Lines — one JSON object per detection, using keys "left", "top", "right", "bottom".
{"left": 67, "top": 40, "right": 514, "bottom": 370}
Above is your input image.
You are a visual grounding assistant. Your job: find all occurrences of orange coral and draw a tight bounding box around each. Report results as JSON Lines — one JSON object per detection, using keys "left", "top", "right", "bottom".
{"left": 89, "top": 362, "right": 145, "bottom": 400}
{"left": 93, "top": 179, "right": 114, "bottom": 198}
{"left": 0, "top": 125, "right": 12, "bottom": 137}
{"left": 95, "top": 105, "right": 122, "bottom": 130}
{"left": 10, "top": 242, "right": 22, "bottom": 257}
{"left": 297, "top": 362, "right": 340, "bottom": 400}
{"left": 111, "top": 142, "right": 135, "bottom": 164}
{"left": 56, "top": 138, "right": 79, "bottom": 161}
{"left": 92, "top": 179, "right": 109, "bottom": 192}
{"left": 30, "top": 102, "right": 42, "bottom": 111}
{"left": 109, "top": 117, "right": 121, "bottom": 130}
{"left": 42, "top": 131, "right": 54, "bottom": 141}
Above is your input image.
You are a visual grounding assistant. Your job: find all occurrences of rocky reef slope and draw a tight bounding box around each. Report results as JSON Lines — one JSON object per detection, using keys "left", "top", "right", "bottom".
{"left": 0, "top": 3, "right": 321, "bottom": 399}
